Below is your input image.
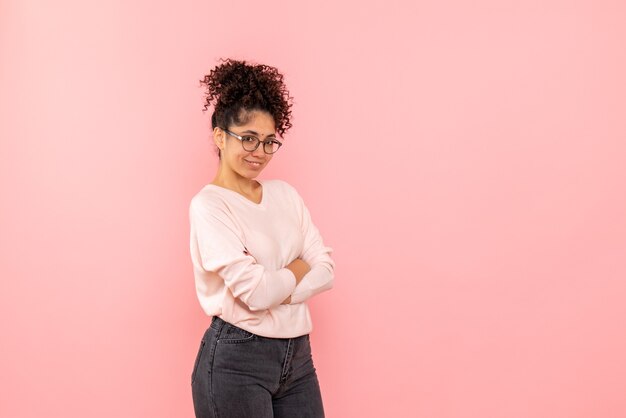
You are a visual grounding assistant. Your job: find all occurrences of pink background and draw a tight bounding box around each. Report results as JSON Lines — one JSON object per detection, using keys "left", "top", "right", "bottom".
{"left": 2, "top": 0, "right": 625, "bottom": 417}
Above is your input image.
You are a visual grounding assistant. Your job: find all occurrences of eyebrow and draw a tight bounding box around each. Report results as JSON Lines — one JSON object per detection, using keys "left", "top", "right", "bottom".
{"left": 240, "top": 130, "right": 276, "bottom": 137}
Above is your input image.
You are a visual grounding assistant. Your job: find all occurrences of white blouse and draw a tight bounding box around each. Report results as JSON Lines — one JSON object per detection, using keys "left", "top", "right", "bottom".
{"left": 189, "top": 179, "right": 334, "bottom": 338}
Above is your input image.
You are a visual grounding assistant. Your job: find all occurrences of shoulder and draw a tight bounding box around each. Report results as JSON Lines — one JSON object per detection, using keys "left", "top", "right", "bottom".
{"left": 189, "top": 185, "right": 232, "bottom": 217}
{"left": 261, "top": 179, "right": 310, "bottom": 218}
{"left": 262, "top": 179, "right": 306, "bottom": 207}
{"left": 262, "top": 179, "right": 300, "bottom": 198}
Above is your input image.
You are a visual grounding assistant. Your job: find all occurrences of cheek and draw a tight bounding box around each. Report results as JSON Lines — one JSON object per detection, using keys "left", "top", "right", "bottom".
{"left": 224, "top": 150, "right": 243, "bottom": 167}
{"left": 225, "top": 148, "right": 244, "bottom": 161}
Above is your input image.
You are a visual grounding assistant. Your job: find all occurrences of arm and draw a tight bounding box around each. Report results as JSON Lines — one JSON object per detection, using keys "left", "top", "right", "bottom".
{"left": 283, "top": 188, "right": 335, "bottom": 305}
{"left": 281, "top": 258, "right": 311, "bottom": 304}
{"left": 190, "top": 197, "right": 298, "bottom": 311}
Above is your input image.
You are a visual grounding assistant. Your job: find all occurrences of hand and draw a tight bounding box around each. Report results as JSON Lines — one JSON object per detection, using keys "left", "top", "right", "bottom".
{"left": 286, "top": 258, "right": 310, "bottom": 285}
{"left": 281, "top": 258, "right": 311, "bottom": 304}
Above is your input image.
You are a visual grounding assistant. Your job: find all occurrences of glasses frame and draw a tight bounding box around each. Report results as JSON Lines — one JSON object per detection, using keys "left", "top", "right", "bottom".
{"left": 221, "top": 128, "right": 283, "bottom": 154}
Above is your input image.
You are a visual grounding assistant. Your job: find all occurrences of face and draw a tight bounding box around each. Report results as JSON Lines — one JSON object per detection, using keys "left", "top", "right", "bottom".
{"left": 214, "top": 110, "right": 277, "bottom": 180}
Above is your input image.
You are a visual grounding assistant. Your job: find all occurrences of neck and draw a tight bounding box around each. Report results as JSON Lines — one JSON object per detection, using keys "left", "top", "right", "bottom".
{"left": 212, "top": 164, "right": 258, "bottom": 194}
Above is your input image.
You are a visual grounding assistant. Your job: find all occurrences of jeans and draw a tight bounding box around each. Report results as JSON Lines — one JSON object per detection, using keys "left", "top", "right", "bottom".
{"left": 191, "top": 316, "right": 325, "bottom": 418}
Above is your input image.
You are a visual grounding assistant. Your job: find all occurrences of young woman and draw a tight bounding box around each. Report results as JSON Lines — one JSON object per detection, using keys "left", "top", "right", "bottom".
{"left": 189, "top": 59, "right": 335, "bottom": 418}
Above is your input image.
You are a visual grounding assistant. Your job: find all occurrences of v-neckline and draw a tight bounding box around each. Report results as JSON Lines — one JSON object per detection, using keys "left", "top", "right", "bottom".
{"left": 206, "top": 180, "right": 265, "bottom": 207}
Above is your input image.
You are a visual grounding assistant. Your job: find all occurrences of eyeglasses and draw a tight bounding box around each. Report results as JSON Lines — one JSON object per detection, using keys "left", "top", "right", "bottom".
{"left": 222, "top": 128, "right": 283, "bottom": 154}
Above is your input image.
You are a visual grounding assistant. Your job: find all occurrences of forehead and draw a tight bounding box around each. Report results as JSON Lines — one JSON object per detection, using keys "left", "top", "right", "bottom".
{"left": 235, "top": 110, "right": 276, "bottom": 136}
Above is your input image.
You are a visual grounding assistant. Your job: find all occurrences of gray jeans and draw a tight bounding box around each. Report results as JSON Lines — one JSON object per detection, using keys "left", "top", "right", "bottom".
{"left": 191, "top": 316, "right": 325, "bottom": 418}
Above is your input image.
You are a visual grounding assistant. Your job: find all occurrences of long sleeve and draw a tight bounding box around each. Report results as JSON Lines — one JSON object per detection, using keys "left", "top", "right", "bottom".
{"left": 289, "top": 190, "right": 335, "bottom": 304}
{"left": 190, "top": 197, "right": 297, "bottom": 311}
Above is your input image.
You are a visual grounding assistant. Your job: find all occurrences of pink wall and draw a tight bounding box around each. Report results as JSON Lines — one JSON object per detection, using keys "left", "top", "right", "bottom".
{"left": 2, "top": 0, "right": 625, "bottom": 417}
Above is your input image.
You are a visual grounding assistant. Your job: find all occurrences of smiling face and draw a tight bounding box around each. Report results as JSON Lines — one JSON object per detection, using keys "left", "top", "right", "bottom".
{"left": 214, "top": 110, "right": 277, "bottom": 180}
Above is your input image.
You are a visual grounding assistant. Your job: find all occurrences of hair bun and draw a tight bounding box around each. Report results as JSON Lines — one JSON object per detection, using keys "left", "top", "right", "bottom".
{"left": 203, "top": 59, "right": 249, "bottom": 107}
{"left": 200, "top": 58, "right": 293, "bottom": 136}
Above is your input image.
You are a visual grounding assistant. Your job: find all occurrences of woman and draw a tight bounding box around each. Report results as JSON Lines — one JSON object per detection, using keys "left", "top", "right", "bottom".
{"left": 189, "top": 58, "right": 335, "bottom": 418}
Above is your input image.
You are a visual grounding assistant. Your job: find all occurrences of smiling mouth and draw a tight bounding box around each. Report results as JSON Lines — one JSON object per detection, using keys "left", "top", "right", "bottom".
{"left": 244, "top": 159, "right": 263, "bottom": 166}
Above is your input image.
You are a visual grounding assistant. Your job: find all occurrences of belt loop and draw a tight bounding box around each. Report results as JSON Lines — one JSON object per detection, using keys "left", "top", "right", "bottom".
{"left": 210, "top": 315, "right": 225, "bottom": 330}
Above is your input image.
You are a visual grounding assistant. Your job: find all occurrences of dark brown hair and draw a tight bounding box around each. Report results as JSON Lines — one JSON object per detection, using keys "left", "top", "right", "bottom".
{"left": 200, "top": 58, "right": 294, "bottom": 137}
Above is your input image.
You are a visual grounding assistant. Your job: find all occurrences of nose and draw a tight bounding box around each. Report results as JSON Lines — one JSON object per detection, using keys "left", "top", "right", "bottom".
{"left": 251, "top": 143, "right": 266, "bottom": 159}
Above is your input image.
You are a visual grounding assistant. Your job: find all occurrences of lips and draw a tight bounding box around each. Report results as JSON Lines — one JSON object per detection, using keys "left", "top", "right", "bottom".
{"left": 244, "top": 159, "right": 263, "bottom": 168}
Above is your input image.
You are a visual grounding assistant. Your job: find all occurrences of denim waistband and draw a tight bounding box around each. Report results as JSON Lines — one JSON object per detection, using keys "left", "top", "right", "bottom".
{"left": 210, "top": 315, "right": 308, "bottom": 340}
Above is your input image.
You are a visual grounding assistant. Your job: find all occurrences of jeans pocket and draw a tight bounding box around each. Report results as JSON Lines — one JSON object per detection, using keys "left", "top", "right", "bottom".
{"left": 191, "top": 339, "right": 206, "bottom": 385}
{"left": 217, "top": 323, "right": 257, "bottom": 344}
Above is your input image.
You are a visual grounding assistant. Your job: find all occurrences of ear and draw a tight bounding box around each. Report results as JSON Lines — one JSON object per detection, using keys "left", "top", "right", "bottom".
{"left": 213, "top": 127, "right": 225, "bottom": 152}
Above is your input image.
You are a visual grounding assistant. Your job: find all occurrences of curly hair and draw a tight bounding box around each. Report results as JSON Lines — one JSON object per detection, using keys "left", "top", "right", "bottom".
{"left": 200, "top": 58, "right": 293, "bottom": 137}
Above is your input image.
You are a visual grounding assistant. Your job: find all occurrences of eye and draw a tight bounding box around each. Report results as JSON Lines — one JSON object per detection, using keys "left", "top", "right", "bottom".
{"left": 242, "top": 136, "right": 258, "bottom": 143}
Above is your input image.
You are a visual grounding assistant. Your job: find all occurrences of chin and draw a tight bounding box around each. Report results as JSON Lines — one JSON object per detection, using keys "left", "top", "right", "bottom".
{"left": 239, "top": 169, "right": 261, "bottom": 179}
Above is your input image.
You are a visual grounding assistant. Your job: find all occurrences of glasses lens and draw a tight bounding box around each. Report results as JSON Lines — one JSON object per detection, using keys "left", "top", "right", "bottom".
{"left": 241, "top": 137, "right": 259, "bottom": 151}
{"left": 264, "top": 141, "right": 280, "bottom": 154}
